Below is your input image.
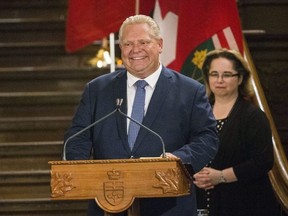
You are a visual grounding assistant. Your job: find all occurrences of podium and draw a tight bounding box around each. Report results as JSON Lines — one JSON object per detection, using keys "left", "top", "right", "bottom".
{"left": 49, "top": 157, "right": 192, "bottom": 215}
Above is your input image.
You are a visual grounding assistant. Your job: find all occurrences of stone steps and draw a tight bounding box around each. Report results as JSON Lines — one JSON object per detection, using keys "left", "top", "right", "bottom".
{"left": 0, "top": 198, "right": 88, "bottom": 216}
{"left": 0, "top": 170, "right": 51, "bottom": 199}
{"left": 0, "top": 141, "right": 63, "bottom": 171}
{"left": 0, "top": 116, "right": 71, "bottom": 143}
{"left": 0, "top": 91, "right": 80, "bottom": 118}
{"left": 0, "top": 66, "right": 106, "bottom": 93}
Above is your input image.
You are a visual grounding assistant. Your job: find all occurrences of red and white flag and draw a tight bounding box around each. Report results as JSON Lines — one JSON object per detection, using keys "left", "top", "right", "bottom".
{"left": 152, "top": 0, "right": 243, "bottom": 81}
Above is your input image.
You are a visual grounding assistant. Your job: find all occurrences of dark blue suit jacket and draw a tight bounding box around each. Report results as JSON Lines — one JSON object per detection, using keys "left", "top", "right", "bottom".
{"left": 65, "top": 67, "right": 218, "bottom": 216}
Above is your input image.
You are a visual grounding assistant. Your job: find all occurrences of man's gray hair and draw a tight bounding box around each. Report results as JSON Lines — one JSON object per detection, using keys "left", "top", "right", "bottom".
{"left": 118, "top": 14, "right": 162, "bottom": 43}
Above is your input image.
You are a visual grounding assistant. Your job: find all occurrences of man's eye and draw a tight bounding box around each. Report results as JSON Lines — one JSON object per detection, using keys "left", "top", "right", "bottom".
{"left": 141, "top": 41, "right": 151, "bottom": 45}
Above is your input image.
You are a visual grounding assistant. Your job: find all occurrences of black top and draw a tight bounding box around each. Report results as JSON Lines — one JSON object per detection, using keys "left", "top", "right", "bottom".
{"left": 196, "top": 98, "right": 280, "bottom": 216}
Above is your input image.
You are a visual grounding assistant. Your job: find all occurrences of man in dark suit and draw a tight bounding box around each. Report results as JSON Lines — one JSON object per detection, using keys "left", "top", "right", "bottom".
{"left": 64, "top": 14, "right": 218, "bottom": 216}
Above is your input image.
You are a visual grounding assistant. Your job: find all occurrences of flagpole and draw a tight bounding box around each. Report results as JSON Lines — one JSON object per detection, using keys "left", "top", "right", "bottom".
{"left": 135, "top": 0, "right": 139, "bottom": 15}
{"left": 243, "top": 38, "right": 288, "bottom": 210}
{"left": 109, "top": 33, "right": 115, "bottom": 73}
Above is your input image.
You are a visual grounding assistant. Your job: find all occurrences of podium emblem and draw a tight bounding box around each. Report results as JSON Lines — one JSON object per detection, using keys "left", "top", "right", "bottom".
{"left": 104, "top": 181, "right": 124, "bottom": 206}
{"left": 104, "top": 169, "right": 124, "bottom": 206}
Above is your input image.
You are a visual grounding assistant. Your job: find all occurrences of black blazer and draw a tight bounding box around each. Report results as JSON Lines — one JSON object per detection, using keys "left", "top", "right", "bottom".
{"left": 207, "top": 98, "right": 280, "bottom": 216}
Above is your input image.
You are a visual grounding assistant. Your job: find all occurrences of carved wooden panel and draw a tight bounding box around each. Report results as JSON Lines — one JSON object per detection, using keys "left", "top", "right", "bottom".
{"left": 49, "top": 158, "right": 192, "bottom": 213}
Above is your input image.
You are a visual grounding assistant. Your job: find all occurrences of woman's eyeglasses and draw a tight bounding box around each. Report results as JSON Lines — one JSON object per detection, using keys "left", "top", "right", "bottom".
{"left": 208, "top": 72, "right": 239, "bottom": 80}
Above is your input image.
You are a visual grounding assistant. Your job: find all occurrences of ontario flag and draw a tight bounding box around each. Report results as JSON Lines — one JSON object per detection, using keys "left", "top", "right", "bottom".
{"left": 152, "top": 0, "right": 244, "bottom": 83}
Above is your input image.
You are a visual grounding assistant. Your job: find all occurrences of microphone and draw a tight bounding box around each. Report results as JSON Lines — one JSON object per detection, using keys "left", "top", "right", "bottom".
{"left": 116, "top": 98, "right": 167, "bottom": 158}
{"left": 62, "top": 98, "right": 166, "bottom": 160}
{"left": 62, "top": 101, "right": 119, "bottom": 160}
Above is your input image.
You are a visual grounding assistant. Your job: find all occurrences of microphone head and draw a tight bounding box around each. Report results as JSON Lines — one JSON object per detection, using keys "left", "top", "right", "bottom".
{"left": 116, "top": 98, "right": 123, "bottom": 108}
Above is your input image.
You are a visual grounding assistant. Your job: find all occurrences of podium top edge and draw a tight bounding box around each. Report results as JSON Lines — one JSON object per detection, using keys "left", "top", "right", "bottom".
{"left": 48, "top": 157, "right": 180, "bottom": 165}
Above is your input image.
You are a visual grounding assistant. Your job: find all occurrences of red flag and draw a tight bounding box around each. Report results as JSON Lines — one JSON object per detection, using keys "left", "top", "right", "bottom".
{"left": 65, "top": 0, "right": 134, "bottom": 53}
{"left": 65, "top": 0, "right": 156, "bottom": 53}
{"left": 152, "top": 0, "right": 243, "bottom": 80}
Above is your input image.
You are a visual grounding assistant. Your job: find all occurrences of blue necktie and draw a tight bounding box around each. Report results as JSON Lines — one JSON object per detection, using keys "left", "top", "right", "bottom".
{"left": 128, "top": 80, "right": 147, "bottom": 150}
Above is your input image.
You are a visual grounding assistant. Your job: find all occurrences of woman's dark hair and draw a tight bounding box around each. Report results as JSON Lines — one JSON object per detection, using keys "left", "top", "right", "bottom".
{"left": 202, "top": 48, "right": 254, "bottom": 102}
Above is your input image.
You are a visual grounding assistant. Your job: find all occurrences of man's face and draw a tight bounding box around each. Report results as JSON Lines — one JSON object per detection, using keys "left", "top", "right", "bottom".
{"left": 119, "top": 23, "right": 163, "bottom": 79}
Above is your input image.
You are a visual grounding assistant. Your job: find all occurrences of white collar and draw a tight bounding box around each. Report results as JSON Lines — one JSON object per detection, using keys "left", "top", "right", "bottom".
{"left": 127, "top": 64, "right": 162, "bottom": 89}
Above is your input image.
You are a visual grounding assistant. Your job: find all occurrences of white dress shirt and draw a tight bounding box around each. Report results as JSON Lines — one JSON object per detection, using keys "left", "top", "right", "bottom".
{"left": 126, "top": 65, "right": 162, "bottom": 132}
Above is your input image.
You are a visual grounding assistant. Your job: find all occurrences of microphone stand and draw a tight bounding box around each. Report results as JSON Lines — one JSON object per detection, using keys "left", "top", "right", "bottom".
{"left": 63, "top": 98, "right": 167, "bottom": 160}
{"left": 116, "top": 99, "right": 167, "bottom": 158}
{"left": 62, "top": 108, "right": 118, "bottom": 160}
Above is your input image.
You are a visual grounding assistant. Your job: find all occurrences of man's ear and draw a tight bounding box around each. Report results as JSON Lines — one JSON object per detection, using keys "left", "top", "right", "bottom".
{"left": 158, "top": 38, "right": 163, "bottom": 54}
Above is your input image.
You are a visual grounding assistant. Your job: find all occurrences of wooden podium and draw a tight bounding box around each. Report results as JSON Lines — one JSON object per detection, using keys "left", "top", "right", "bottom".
{"left": 49, "top": 157, "right": 192, "bottom": 215}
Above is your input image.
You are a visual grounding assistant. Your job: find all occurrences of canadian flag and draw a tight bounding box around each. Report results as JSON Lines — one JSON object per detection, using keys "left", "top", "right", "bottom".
{"left": 152, "top": 0, "right": 243, "bottom": 81}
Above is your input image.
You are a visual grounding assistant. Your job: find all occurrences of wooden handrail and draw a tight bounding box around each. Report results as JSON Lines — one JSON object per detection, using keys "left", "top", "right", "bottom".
{"left": 244, "top": 39, "right": 288, "bottom": 213}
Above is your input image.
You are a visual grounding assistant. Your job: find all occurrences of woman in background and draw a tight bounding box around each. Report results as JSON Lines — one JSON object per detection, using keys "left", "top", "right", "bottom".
{"left": 194, "top": 48, "right": 280, "bottom": 216}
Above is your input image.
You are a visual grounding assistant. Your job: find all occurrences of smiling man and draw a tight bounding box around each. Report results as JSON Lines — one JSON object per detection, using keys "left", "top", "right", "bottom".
{"left": 64, "top": 14, "right": 218, "bottom": 216}
{"left": 119, "top": 16, "right": 163, "bottom": 79}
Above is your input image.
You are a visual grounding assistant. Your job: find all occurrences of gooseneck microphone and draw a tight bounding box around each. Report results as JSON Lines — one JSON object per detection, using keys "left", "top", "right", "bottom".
{"left": 62, "top": 98, "right": 166, "bottom": 160}
{"left": 62, "top": 102, "right": 119, "bottom": 160}
{"left": 116, "top": 98, "right": 167, "bottom": 158}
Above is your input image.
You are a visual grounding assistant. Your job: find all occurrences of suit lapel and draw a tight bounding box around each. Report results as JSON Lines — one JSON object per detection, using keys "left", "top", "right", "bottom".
{"left": 113, "top": 70, "right": 131, "bottom": 154}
